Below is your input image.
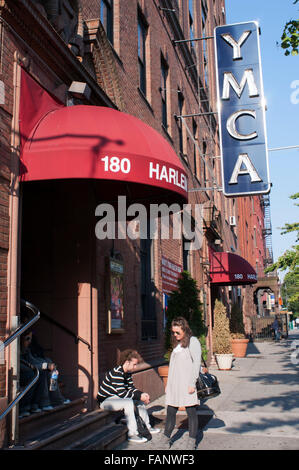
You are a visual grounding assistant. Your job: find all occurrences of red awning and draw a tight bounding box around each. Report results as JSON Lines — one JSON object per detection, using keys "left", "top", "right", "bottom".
{"left": 209, "top": 249, "right": 257, "bottom": 286}
{"left": 19, "top": 70, "right": 188, "bottom": 205}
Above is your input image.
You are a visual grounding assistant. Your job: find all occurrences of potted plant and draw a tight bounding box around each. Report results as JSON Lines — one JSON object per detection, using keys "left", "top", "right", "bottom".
{"left": 212, "top": 299, "right": 233, "bottom": 370}
{"left": 229, "top": 302, "right": 249, "bottom": 358}
{"left": 158, "top": 271, "right": 208, "bottom": 387}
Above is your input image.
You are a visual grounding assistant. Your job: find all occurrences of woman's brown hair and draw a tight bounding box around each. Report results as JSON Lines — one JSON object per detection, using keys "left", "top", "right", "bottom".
{"left": 171, "top": 316, "right": 193, "bottom": 348}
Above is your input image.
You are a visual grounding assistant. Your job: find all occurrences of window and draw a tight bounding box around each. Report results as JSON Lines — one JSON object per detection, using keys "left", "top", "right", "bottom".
{"left": 140, "top": 236, "right": 157, "bottom": 340}
{"left": 254, "top": 227, "right": 257, "bottom": 248}
{"left": 161, "top": 56, "right": 169, "bottom": 129}
{"left": 138, "top": 13, "right": 148, "bottom": 96}
{"left": 201, "top": 0, "right": 209, "bottom": 87}
{"left": 251, "top": 196, "right": 255, "bottom": 214}
{"left": 192, "top": 118, "right": 198, "bottom": 177}
{"left": 177, "top": 90, "right": 184, "bottom": 154}
{"left": 0, "top": 23, "right": 3, "bottom": 74}
{"left": 189, "top": 0, "right": 196, "bottom": 56}
{"left": 202, "top": 140, "right": 207, "bottom": 184}
{"left": 182, "top": 236, "right": 189, "bottom": 271}
{"left": 101, "top": 0, "right": 113, "bottom": 44}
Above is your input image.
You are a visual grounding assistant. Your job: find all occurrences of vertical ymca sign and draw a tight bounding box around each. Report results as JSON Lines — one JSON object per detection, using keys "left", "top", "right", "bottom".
{"left": 214, "top": 22, "right": 271, "bottom": 196}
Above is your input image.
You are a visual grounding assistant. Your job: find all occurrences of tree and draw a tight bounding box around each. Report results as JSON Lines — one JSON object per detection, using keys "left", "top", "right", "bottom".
{"left": 280, "top": 1, "right": 299, "bottom": 56}
{"left": 280, "top": 193, "right": 299, "bottom": 238}
{"left": 281, "top": 270, "right": 299, "bottom": 313}
{"left": 266, "top": 193, "right": 299, "bottom": 310}
{"left": 266, "top": 245, "right": 299, "bottom": 273}
{"left": 266, "top": 193, "right": 298, "bottom": 273}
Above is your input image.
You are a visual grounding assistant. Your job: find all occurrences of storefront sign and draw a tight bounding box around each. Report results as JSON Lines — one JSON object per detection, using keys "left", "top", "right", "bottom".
{"left": 214, "top": 21, "right": 271, "bottom": 196}
{"left": 100, "top": 156, "right": 188, "bottom": 192}
{"left": 161, "top": 256, "right": 183, "bottom": 294}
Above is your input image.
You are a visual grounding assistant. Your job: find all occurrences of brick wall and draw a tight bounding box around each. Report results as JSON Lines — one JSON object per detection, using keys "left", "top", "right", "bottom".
{"left": 89, "top": 0, "right": 227, "bottom": 369}
{"left": 0, "top": 21, "right": 15, "bottom": 400}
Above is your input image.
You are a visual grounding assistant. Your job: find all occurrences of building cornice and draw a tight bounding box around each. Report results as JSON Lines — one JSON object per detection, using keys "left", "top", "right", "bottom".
{"left": 85, "top": 19, "right": 124, "bottom": 111}
{"left": 0, "top": 0, "right": 116, "bottom": 108}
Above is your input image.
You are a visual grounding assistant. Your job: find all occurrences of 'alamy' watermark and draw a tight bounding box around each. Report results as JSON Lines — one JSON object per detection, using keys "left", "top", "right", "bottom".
{"left": 290, "top": 80, "right": 299, "bottom": 104}
{"left": 290, "top": 340, "right": 299, "bottom": 365}
{"left": 95, "top": 196, "right": 204, "bottom": 251}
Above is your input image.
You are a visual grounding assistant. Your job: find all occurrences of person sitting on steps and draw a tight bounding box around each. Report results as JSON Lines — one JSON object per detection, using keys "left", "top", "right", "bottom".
{"left": 19, "top": 330, "right": 70, "bottom": 418}
{"left": 97, "top": 349, "right": 160, "bottom": 443}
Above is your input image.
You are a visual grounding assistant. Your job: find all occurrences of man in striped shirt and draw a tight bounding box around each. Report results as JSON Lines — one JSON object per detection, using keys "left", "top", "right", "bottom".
{"left": 98, "top": 349, "right": 160, "bottom": 443}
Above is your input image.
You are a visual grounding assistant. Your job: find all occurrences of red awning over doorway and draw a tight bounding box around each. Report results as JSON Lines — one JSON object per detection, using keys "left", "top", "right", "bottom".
{"left": 209, "top": 249, "right": 257, "bottom": 286}
{"left": 19, "top": 70, "right": 188, "bottom": 205}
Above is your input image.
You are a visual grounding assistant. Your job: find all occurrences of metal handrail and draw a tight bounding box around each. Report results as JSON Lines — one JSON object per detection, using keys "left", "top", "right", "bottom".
{"left": 40, "top": 310, "right": 92, "bottom": 351}
{"left": 0, "top": 299, "right": 40, "bottom": 421}
{"left": 1, "top": 300, "right": 40, "bottom": 351}
{"left": 0, "top": 363, "right": 39, "bottom": 421}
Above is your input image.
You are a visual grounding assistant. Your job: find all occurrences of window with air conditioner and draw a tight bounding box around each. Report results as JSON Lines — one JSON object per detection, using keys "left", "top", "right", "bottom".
{"left": 229, "top": 216, "right": 236, "bottom": 226}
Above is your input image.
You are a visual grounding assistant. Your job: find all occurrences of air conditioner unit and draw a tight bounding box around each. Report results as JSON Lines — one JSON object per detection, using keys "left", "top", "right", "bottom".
{"left": 229, "top": 216, "right": 236, "bottom": 226}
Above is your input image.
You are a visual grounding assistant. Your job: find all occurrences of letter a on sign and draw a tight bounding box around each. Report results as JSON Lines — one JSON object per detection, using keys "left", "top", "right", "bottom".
{"left": 214, "top": 22, "right": 271, "bottom": 196}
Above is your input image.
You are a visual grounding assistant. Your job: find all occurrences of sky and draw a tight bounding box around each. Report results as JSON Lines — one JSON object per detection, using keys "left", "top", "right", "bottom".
{"left": 225, "top": 0, "right": 299, "bottom": 282}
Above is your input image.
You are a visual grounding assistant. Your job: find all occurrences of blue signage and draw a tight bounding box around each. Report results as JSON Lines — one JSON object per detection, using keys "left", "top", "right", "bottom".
{"left": 214, "top": 21, "right": 271, "bottom": 196}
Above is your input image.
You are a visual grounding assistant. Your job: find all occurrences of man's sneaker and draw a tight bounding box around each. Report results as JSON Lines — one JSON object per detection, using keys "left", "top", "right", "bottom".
{"left": 30, "top": 406, "right": 42, "bottom": 413}
{"left": 41, "top": 405, "right": 54, "bottom": 411}
{"left": 148, "top": 427, "right": 161, "bottom": 434}
{"left": 19, "top": 410, "right": 30, "bottom": 419}
{"left": 127, "top": 435, "right": 147, "bottom": 443}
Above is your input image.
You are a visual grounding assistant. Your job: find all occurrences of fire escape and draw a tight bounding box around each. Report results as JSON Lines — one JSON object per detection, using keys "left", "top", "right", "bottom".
{"left": 261, "top": 194, "right": 274, "bottom": 269}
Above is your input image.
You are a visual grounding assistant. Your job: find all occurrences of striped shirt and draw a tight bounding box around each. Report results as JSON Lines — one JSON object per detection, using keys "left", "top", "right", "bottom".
{"left": 97, "top": 365, "right": 142, "bottom": 404}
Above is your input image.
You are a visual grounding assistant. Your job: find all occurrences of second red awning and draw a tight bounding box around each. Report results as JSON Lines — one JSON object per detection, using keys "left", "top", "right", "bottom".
{"left": 209, "top": 249, "right": 257, "bottom": 286}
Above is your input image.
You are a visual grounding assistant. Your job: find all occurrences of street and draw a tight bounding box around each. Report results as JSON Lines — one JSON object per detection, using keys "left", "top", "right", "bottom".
{"left": 116, "top": 329, "right": 299, "bottom": 451}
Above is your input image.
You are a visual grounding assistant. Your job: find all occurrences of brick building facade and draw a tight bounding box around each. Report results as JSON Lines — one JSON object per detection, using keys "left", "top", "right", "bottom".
{"left": 0, "top": 0, "right": 277, "bottom": 447}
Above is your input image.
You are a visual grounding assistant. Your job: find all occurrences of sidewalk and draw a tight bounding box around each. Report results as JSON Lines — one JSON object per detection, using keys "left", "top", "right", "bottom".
{"left": 115, "top": 329, "right": 299, "bottom": 450}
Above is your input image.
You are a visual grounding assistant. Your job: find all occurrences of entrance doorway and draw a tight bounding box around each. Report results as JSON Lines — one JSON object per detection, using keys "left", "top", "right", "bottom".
{"left": 20, "top": 180, "right": 97, "bottom": 405}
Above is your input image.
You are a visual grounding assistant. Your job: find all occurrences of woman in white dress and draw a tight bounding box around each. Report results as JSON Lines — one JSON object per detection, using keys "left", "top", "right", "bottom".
{"left": 161, "top": 317, "right": 202, "bottom": 450}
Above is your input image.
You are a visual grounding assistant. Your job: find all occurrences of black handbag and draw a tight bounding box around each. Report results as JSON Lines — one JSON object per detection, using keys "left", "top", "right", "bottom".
{"left": 134, "top": 404, "right": 152, "bottom": 441}
{"left": 196, "top": 360, "right": 221, "bottom": 401}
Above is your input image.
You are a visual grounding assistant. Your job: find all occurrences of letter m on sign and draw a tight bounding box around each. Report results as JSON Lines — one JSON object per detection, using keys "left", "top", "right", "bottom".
{"left": 214, "top": 21, "right": 271, "bottom": 197}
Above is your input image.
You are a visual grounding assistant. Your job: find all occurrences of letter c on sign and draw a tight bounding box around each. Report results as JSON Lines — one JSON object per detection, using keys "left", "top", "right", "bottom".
{"left": 226, "top": 110, "right": 258, "bottom": 140}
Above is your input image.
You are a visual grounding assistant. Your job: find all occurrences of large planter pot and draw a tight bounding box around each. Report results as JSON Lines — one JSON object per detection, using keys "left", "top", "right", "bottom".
{"left": 215, "top": 354, "right": 233, "bottom": 370}
{"left": 231, "top": 338, "right": 249, "bottom": 358}
{"left": 157, "top": 364, "right": 169, "bottom": 389}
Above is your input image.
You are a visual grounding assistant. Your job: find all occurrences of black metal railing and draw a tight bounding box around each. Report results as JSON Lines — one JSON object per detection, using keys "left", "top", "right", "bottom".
{"left": 251, "top": 314, "right": 289, "bottom": 341}
{"left": 39, "top": 311, "right": 92, "bottom": 351}
{"left": 0, "top": 300, "right": 40, "bottom": 421}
